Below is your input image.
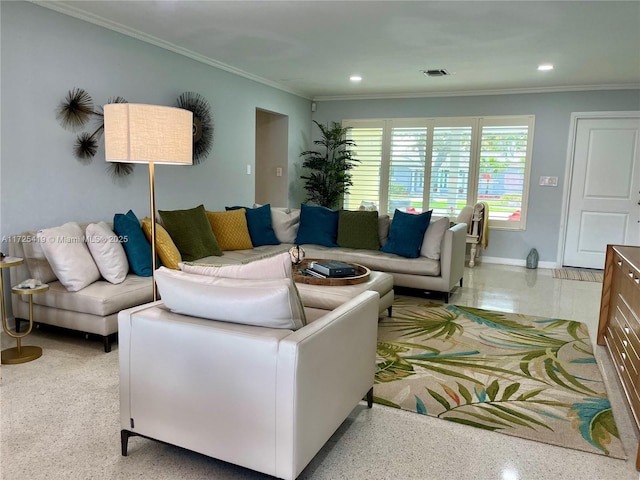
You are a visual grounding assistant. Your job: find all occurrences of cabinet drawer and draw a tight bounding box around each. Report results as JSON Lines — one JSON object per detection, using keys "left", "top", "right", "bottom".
{"left": 608, "top": 323, "right": 639, "bottom": 381}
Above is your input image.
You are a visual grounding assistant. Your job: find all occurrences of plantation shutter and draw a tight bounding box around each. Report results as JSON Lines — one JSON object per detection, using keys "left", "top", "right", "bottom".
{"left": 429, "top": 126, "right": 472, "bottom": 217}
{"left": 387, "top": 126, "right": 428, "bottom": 213}
{"left": 344, "top": 124, "right": 384, "bottom": 211}
{"left": 478, "top": 119, "right": 532, "bottom": 226}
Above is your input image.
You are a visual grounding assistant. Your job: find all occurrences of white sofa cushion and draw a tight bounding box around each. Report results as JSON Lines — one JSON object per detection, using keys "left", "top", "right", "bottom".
{"left": 37, "top": 222, "right": 101, "bottom": 292}
{"left": 23, "top": 275, "right": 154, "bottom": 316}
{"left": 180, "top": 252, "right": 292, "bottom": 279}
{"left": 155, "top": 267, "right": 306, "bottom": 330}
{"left": 86, "top": 222, "right": 128, "bottom": 284}
{"left": 266, "top": 207, "right": 300, "bottom": 244}
{"left": 420, "top": 216, "right": 449, "bottom": 260}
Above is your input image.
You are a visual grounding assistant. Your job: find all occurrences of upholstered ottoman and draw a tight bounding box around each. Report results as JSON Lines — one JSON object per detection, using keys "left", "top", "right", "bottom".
{"left": 295, "top": 270, "right": 394, "bottom": 316}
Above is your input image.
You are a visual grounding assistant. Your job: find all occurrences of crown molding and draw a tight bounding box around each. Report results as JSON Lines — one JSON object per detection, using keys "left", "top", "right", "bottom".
{"left": 312, "top": 84, "right": 640, "bottom": 102}
{"left": 30, "top": 2, "right": 640, "bottom": 104}
{"left": 31, "top": 1, "right": 312, "bottom": 100}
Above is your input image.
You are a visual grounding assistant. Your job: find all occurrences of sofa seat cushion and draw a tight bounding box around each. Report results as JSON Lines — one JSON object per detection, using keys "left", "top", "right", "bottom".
{"left": 21, "top": 274, "right": 153, "bottom": 317}
{"left": 296, "top": 270, "right": 393, "bottom": 312}
{"left": 193, "top": 245, "right": 290, "bottom": 266}
{"left": 302, "top": 245, "right": 441, "bottom": 276}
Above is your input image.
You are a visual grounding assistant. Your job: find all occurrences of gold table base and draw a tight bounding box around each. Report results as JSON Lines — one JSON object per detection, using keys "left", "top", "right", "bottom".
{"left": 1, "top": 345, "right": 42, "bottom": 364}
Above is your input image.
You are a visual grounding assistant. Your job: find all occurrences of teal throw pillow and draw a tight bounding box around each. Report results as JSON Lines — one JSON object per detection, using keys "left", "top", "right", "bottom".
{"left": 226, "top": 204, "right": 280, "bottom": 247}
{"left": 380, "top": 209, "right": 432, "bottom": 258}
{"left": 158, "top": 204, "right": 222, "bottom": 261}
{"left": 294, "top": 204, "right": 338, "bottom": 247}
{"left": 337, "top": 210, "right": 380, "bottom": 250}
{"left": 113, "top": 210, "right": 152, "bottom": 277}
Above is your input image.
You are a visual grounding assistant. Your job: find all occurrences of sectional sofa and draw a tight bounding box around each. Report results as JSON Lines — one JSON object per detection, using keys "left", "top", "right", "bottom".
{"left": 8, "top": 203, "right": 466, "bottom": 351}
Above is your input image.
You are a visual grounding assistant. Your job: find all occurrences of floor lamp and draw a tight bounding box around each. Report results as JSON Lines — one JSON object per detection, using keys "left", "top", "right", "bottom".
{"left": 104, "top": 104, "right": 193, "bottom": 300}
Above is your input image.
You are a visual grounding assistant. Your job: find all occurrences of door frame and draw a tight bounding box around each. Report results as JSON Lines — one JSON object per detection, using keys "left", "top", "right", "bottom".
{"left": 557, "top": 111, "right": 640, "bottom": 268}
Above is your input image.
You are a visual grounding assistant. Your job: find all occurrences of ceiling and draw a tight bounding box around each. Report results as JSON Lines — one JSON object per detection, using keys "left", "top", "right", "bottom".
{"left": 39, "top": 1, "right": 640, "bottom": 100}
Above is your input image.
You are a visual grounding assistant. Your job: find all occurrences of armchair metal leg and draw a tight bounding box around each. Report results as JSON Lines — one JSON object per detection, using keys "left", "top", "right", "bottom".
{"left": 121, "top": 430, "right": 131, "bottom": 456}
{"left": 366, "top": 387, "right": 373, "bottom": 408}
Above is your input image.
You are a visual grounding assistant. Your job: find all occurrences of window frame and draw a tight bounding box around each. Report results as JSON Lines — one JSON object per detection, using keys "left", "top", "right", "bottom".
{"left": 343, "top": 115, "right": 535, "bottom": 231}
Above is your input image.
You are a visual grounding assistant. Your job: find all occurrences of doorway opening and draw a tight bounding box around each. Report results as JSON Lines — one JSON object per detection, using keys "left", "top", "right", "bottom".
{"left": 255, "top": 109, "right": 289, "bottom": 207}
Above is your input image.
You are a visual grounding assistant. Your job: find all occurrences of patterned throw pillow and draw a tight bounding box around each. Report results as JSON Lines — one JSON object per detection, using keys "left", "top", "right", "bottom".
{"left": 141, "top": 218, "right": 182, "bottom": 270}
{"left": 206, "top": 209, "right": 253, "bottom": 251}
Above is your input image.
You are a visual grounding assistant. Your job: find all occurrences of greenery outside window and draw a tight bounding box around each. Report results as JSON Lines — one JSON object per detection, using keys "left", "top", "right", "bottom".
{"left": 343, "top": 115, "right": 535, "bottom": 230}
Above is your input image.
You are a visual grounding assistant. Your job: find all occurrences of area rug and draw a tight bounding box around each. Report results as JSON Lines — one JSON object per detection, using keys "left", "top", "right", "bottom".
{"left": 374, "top": 298, "right": 626, "bottom": 459}
{"left": 552, "top": 268, "right": 603, "bottom": 282}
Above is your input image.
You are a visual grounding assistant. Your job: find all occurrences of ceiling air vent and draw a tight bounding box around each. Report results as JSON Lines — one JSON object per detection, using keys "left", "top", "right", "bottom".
{"left": 423, "top": 69, "right": 449, "bottom": 77}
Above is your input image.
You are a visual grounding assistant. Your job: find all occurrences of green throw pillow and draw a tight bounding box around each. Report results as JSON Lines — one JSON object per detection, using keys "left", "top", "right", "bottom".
{"left": 158, "top": 204, "right": 222, "bottom": 261}
{"left": 337, "top": 210, "right": 380, "bottom": 250}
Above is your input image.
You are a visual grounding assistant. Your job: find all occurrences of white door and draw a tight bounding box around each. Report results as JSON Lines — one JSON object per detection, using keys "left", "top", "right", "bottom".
{"left": 563, "top": 115, "right": 640, "bottom": 269}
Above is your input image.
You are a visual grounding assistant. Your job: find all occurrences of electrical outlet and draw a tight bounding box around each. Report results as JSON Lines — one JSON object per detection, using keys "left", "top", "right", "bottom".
{"left": 276, "top": 167, "right": 283, "bottom": 177}
{"left": 539, "top": 176, "right": 558, "bottom": 187}
{"left": 246, "top": 164, "right": 251, "bottom": 175}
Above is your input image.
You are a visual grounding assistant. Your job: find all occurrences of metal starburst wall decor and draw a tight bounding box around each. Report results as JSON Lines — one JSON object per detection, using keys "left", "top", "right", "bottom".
{"left": 175, "top": 91, "right": 213, "bottom": 164}
{"left": 56, "top": 88, "right": 132, "bottom": 178}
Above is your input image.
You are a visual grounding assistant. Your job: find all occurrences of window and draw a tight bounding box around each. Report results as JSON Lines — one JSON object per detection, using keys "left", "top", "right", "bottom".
{"left": 344, "top": 116, "right": 534, "bottom": 230}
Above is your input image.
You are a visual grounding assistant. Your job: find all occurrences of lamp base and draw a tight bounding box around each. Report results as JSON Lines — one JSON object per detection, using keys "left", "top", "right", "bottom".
{"left": 1, "top": 345, "right": 42, "bottom": 364}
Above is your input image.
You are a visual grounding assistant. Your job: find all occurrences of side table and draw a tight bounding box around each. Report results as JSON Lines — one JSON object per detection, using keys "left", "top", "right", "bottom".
{"left": 1, "top": 256, "right": 46, "bottom": 364}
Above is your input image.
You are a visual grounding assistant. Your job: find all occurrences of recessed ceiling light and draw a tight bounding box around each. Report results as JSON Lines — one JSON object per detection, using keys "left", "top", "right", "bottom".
{"left": 350, "top": 75, "right": 362, "bottom": 82}
{"left": 538, "top": 64, "right": 554, "bottom": 71}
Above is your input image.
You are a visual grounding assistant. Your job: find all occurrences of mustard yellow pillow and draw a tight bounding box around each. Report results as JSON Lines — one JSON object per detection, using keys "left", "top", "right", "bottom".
{"left": 141, "top": 218, "right": 182, "bottom": 270}
{"left": 206, "top": 209, "right": 253, "bottom": 251}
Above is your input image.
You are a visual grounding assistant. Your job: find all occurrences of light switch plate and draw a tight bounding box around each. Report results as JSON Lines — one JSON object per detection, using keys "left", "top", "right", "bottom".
{"left": 539, "top": 176, "right": 558, "bottom": 186}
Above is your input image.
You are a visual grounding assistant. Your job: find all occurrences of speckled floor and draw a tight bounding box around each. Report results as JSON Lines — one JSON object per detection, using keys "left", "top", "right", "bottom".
{"left": 1, "top": 264, "right": 638, "bottom": 480}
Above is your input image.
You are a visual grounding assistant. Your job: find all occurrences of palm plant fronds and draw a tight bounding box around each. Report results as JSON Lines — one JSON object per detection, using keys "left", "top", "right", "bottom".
{"left": 56, "top": 87, "right": 94, "bottom": 131}
{"left": 300, "top": 120, "right": 359, "bottom": 209}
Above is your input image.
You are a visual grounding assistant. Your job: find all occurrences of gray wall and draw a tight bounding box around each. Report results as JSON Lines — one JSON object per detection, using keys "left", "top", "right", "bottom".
{"left": 313, "top": 91, "right": 640, "bottom": 264}
{"left": 0, "top": 1, "right": 311, "bottom": 241}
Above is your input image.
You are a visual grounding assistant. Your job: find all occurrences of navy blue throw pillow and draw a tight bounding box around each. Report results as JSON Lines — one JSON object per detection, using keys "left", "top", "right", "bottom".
{"left": 380, "top": 209, "right": 432, "bottom": 258}
{"left": 226, "top": 204, "right": 280, "bottom": 247}
{"left": 294, "top": 204, "right": 339, "bottom": 247}
{"left": 113, "top": 210, "right": 153, "bottom": 276}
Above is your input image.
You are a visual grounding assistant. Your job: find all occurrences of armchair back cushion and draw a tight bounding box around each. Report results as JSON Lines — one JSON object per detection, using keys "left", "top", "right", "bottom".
{"left": 155, "top": 267, "right": 306, "bottom": 330}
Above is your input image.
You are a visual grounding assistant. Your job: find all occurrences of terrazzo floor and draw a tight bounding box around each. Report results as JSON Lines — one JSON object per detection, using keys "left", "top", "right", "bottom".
{"left": 1, "top": 264, "right": 638, "bottom": 480}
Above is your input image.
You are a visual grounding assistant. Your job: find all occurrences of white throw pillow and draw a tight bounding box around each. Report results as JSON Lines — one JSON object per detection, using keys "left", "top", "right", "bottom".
{"left": 269, "top": 207, "right": 301, "bottom": 244}
{"left": 155, "top": 267, "right": 306, "bottom": 330}
{"left": 85, "top": 222, "right": 128, "bottom": 284}
{"left": 180, "top": 252, "right": 291, "bottom": 279}
{"left": 38, "top": 222, "right": 101, "bottom": 292}
{"left": 20, "top": 231, "right": 58, "bottom": 283}
{"left": 420, "top": 216, "right": 449, "bottom": 260}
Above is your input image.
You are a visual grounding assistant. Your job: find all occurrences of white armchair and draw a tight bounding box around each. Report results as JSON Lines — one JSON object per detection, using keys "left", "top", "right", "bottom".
{"left": 118, "top": 290, "right": 380, "bottom": 480}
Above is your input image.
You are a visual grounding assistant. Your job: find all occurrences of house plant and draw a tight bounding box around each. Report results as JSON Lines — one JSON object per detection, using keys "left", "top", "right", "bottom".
{"left": 300, "top": 121, "right": 359, "bottom": 209}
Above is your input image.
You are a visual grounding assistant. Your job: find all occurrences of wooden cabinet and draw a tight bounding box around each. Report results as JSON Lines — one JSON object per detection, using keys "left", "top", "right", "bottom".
{"left": 598, "top": 244, "right": 640, "bottom": 469}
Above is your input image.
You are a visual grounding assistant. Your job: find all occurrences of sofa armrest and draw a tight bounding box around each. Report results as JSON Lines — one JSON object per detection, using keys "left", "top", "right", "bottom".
{"left": 439, "top": 222, "right": 467, "bottom": 291}
{"left": 274, "top": 290, "right": 379, "bottom": 480}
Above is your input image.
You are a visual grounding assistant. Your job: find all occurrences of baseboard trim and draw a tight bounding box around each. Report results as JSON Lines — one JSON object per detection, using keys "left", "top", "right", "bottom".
{"left": 475, "top": 256, "right": 556, "bottom": 269}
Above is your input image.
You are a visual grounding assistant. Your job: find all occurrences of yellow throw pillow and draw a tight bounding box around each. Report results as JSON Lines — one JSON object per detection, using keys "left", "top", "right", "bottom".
{"left": 141, "top": 218, "right": 182, "bottom": 270}
{"left": 206, "top": 209, "right": 253, "bottom": 251}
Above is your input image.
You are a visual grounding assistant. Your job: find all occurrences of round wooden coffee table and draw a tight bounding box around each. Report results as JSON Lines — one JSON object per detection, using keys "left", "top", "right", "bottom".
{"left": 293, "top": 259, "right": 370, "bottom": 286}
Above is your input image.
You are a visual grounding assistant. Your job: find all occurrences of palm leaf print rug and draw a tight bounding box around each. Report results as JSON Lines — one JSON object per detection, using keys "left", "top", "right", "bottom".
{"left": 375, "top": 297, "right": 626, "bottom": 459}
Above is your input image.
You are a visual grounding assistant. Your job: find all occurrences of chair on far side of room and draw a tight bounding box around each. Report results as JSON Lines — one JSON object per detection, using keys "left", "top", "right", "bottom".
{"left": 455, "top": 202, "right": 489, "bottom": 267}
